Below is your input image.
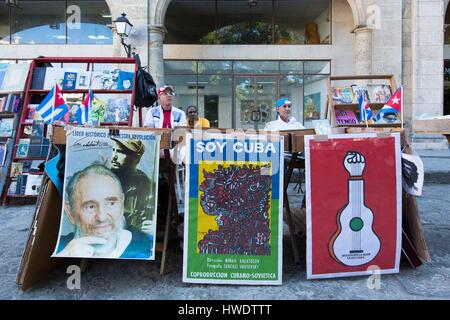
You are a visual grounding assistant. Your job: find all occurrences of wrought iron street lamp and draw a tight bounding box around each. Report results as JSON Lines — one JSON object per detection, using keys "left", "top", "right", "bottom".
{"left": 113, "top": 13, "right": 133, "bottom": 58}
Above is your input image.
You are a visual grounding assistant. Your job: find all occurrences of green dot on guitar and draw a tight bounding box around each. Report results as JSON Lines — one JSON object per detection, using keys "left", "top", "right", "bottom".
{"left": 350, "top": 217, "right": 364, "bottom": 232}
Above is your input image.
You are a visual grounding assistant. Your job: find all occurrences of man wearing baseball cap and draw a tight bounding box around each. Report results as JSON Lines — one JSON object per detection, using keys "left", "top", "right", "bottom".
{"left": 110, "top": 137, "right": 154, "bottom": 235}
{"left": 144, "top": 85, "right": 186, "bottom": 128}
{"left": 264, "top": 97, "right": 305, "bottom": 131}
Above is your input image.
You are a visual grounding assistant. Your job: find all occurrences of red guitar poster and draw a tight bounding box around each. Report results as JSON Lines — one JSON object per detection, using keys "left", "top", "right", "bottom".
{"left": 305, "top": 133, "right": 402, "bottom": 279}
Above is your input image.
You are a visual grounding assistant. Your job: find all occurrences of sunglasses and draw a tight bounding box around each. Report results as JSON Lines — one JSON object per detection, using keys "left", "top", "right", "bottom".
{"left": 281, "top": 104, "right": 292, "bottom": 109}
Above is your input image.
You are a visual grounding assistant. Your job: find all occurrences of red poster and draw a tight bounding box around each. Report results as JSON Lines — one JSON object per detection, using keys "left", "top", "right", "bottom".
{"left": 305, "top": 133, "right": 402, "bottom": 279}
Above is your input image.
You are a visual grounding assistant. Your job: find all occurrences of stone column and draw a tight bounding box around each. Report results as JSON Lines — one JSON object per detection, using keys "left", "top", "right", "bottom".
{"left": 354, "top": 27, "right": 373, "bottom": 75}
{"left": 149, "top": 25, "right": 166, "bottom": 87}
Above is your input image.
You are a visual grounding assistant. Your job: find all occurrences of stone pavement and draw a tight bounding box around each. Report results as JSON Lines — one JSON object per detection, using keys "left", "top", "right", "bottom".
{"left": 0, "top": 149, "right": 449, "bottom": 300}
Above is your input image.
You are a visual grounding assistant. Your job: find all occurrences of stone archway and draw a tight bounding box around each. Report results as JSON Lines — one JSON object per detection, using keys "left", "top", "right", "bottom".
{"left": 154, "top": 0, "right": 365, "bottom": 28}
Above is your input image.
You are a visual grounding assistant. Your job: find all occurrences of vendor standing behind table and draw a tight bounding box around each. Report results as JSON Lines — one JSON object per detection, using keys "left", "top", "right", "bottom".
{"left": 264, "top": 97, "right": 305, "bottom": 131}
{"left": 144, "top": 85, "right": 186, "bottom": 128}
{"left": 186, "top": 105, "right": 210, "bottom": 128}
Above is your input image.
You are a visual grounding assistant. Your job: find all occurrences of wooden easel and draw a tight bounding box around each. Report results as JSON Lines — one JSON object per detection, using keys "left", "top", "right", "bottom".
{"left": 278, "top": 129, "right": 316, "bottom": 264}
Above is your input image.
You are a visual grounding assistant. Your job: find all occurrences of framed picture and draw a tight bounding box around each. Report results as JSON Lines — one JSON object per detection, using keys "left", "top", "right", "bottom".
{"left": 304, "top": 93, "right": 321, "bottom": 121}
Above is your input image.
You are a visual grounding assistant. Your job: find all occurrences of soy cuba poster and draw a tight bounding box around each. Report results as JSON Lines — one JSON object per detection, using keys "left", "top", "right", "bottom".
{"left": 52, "top": 127, "right": 160, "bottom": 260}
{"left": 183, "top": 132, "right": 284, "bottom": 285}
{"left": 305, "top": 133, "right": 402, "bottom": 279}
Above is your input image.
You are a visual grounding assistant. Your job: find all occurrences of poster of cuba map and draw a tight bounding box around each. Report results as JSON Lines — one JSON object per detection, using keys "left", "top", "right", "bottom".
{"left": 305, "top": 133, "right": 402, "bottom": 279}
{"left": 52, "top": 127, "right": 160, "bottom": 260}
{"left": 183, "top": 132, "right": 284, "bottom": 285}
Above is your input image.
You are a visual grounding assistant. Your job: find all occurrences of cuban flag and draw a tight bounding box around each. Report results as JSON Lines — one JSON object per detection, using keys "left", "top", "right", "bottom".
{"left": 358, "top": 93, "right": 372, "bottom": 122}
{"left": 376, "top": 87, "right": 402, "bottom": 121}
{"left": 78, "top": 90, "right": 93, "bottom": 124}
{"left": 35, "top": 84, "right": 68, "bottom": 125}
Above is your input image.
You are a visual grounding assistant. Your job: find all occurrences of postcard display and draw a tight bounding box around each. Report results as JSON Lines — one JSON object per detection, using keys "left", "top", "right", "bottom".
{"left": 183, "top": 132, "right": 284, "bottom": 285}
{"left": 305, "top": 133, "right": 402, "bottom": 279}
{"left": 52, "top": 127, "right": 160, "bottom": 260}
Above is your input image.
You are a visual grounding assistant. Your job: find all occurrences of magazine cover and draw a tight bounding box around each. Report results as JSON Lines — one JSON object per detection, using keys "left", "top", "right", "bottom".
{"left": 52, "top": 127, "right": 160, "bottom": 260}
{"left": 0, "top": 118, "right": 14, "bottom": 137}
{"left": 0, "top": 63, "right": 30, "bottom": 92}
{"left": 368, "top": 84, "right": 392, "bottom": 103}
{"left": 183, "top": 132, "right": 284, "bottom": 285}
{"left": 351, "top": 86, "right": 370, "bottom": 104}
{"left": 305, "top": 133, "right": 402, "bottom": 279}
{"left": 332, "top": 87, "right": 354, "bottom": 104}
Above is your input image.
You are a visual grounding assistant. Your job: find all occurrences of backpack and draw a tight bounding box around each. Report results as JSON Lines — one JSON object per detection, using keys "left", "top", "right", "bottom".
{"left": 133, "top": 53, "right": 158, "bottom": 108}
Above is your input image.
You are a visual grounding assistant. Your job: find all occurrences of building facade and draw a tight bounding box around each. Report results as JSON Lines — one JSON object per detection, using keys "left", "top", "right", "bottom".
{"left": 0, "top": 0, "right": 448, "bottom": 142}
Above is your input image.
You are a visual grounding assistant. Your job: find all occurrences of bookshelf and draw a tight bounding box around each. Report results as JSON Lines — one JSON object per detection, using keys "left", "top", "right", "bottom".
{"left": 327, "top": 74, "right": 400, "bottom": 128}
{"left": 2, "top": 57, "right": 138, "bottom": 205}
{"left": 0, "top": 95, "right": 22, "bottom": 199}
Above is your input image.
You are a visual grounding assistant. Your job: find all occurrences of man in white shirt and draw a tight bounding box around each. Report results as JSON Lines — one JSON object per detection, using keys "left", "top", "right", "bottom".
{"left": 144, "top": 85, "right": 186, "bottom": 128}
{"left": 264, "top": 97, "right": 305, "bottom": 131}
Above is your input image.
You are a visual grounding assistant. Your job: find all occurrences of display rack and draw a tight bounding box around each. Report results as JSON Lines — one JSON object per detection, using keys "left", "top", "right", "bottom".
{"left": 327, "top": 74, "right": 400, "bottom": 128}
{"left": 3, "top": 57, "right": 138, "bottom": 205}
{"left": 0, "top": 98, "right": 22, "bottom": 197}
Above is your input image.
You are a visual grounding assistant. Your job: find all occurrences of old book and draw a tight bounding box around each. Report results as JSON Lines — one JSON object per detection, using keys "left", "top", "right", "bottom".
{"left": 25, "top": 174, "right": 43, "bottom": 196}
{"left": 62, "top": 71, "right": 77, "bottom": 90}
{"left": 16, "top": 139, "right": 30, "bottom": 158}
{"left": 10, "top": 162, "right": 24, "bottom": 178}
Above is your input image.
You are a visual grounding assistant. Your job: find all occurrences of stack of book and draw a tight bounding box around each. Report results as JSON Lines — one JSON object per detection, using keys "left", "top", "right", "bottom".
{"left": 0, "top": 94, "right": 21, "bottom": 112}
{"left": 15, "top": 120, "right": 50, "bottom": 158}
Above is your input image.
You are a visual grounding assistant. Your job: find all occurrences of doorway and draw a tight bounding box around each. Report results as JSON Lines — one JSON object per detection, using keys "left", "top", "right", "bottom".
{"left": 234, "top": 75, "right": 278, "bottom": 129}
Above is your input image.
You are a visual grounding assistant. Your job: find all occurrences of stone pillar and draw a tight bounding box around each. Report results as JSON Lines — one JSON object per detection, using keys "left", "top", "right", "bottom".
{"left": 354, "top": 27, "right": 373, "bottom": 75}
{"left": 149, "top": 25, "right": 166, "bottom": 87}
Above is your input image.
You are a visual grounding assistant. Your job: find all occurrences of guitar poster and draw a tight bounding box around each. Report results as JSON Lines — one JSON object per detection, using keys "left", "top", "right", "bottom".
{"left": 305, "top": 133, "right": 402, "bottom": 279}
{"left": 183, "top": 132, "right": 284, "bottom": 285}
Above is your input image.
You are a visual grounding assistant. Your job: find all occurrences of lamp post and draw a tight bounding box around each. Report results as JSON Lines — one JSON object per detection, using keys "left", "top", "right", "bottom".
{"left": 113, "top": 13, "right": 133, "bottom": 58}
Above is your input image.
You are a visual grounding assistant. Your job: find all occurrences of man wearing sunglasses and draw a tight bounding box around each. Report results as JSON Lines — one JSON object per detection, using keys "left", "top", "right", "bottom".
{"left": 144, "top": 85, "right": 186, "bottom": 128}
{"left": 264, "top": 97, "right": 305, "bottom": 131}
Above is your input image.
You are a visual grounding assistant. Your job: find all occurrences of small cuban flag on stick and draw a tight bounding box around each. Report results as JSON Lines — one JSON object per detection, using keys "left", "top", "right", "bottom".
{"left": 358, "top": 93, "right": 372, "bottom": 127}
{"left": 35, "top": 84, "right": 69, "bottom": 125}
{"left": 376, "top": 86, "right": 403, "bottom": 128}
{"left": 78, "top": 90, "right": 93, "bottom": 125}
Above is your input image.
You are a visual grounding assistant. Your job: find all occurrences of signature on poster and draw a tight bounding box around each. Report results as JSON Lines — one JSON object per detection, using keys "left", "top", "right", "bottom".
{"left": 329, "top": 151, "right": 381, "bottom": 266}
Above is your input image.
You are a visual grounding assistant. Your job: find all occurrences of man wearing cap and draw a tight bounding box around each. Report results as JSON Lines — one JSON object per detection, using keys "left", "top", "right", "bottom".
{"left": 110, "top": 137, "right": 154, "bottom": 235}
{"left": 144, "top": 85, "right": 186, "bottom": 128}
{"left": 264, "top": 97, "right": 305, "bottom": 131}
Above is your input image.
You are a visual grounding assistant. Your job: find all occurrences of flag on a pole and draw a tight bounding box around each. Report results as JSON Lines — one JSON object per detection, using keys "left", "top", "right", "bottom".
{"left": 358, "top": 94, "right": 372, "bottom": 122}
{"left": 35, "top": 84, "right": 68, "bottom": 125}
{"left": 78, "top": 90, "right": 93, "bottom": 124}
{"left": 376, "top": 87, "right": 402, "bottom": 121}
